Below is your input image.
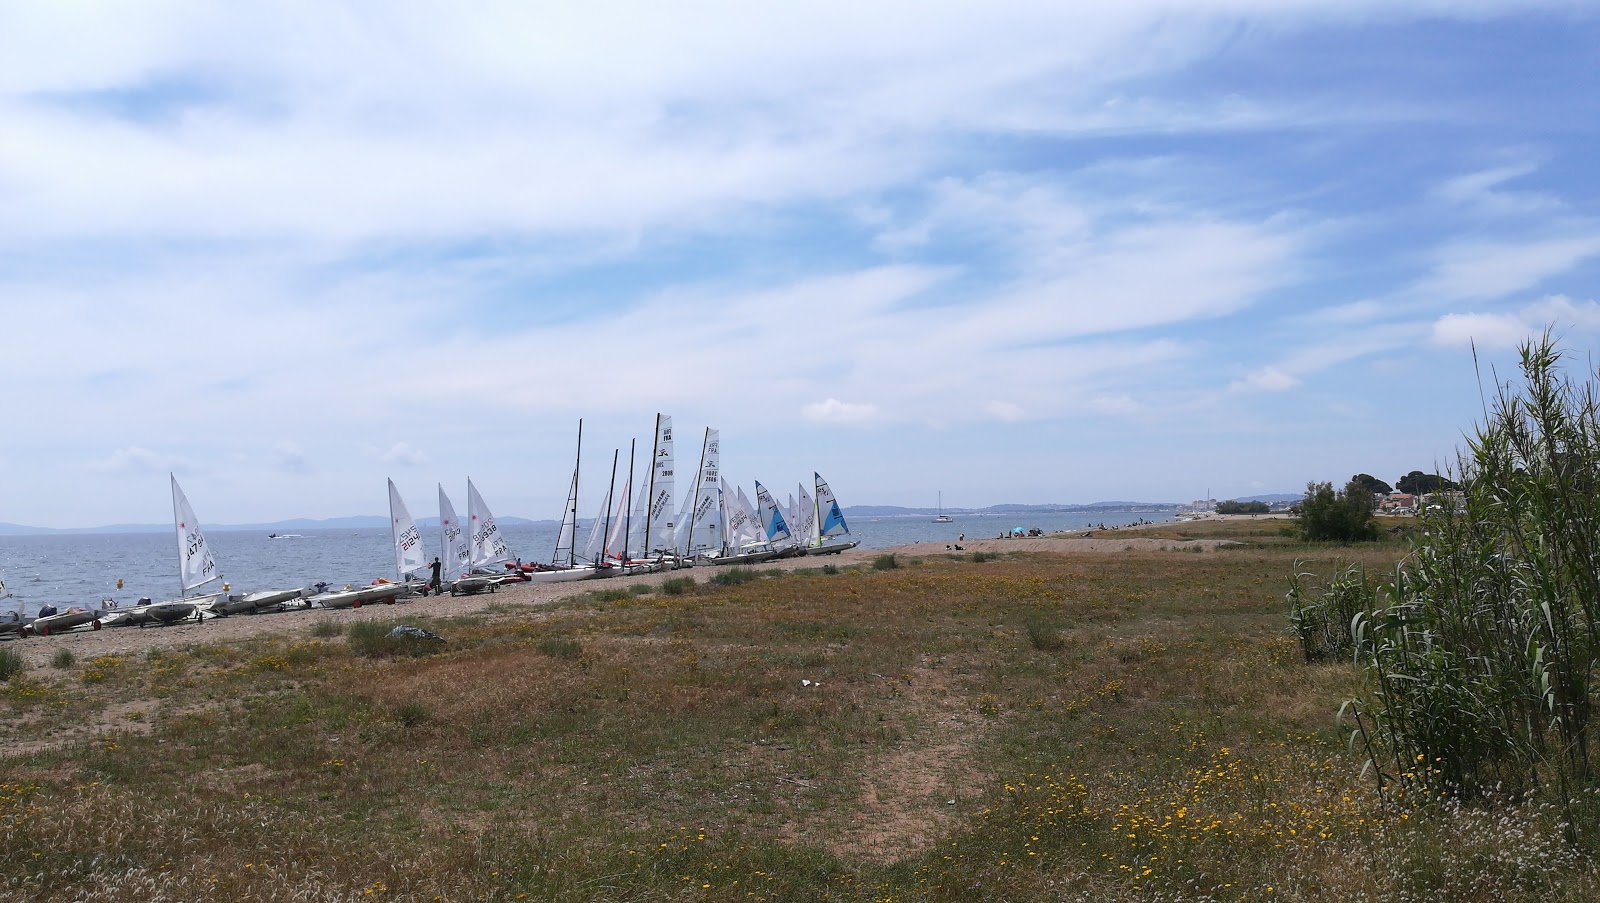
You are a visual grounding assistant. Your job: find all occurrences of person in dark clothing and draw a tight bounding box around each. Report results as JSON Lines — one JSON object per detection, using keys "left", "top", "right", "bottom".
{"left": 429, "top": 557, "right": 443, "bottom": 595}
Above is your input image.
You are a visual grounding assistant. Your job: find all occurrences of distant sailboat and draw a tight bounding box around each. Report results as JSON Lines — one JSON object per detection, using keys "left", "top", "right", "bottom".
{"left": 934, "top": 492, "right": 954, "bottom": 523}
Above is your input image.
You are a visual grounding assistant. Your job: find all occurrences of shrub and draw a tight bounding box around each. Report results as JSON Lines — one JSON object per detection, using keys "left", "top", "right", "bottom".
{"left": 709, "top": 568, "right": 761, "bottom": 586}
{"left": 590, "top": 588, "right": 632, "bottom": 603}
{"left": 51, "top": 648, "right": 75, "bottom": 670}
{"left": 1023, "top": 616, "right": 1065, "bottom": 652}
{"left": 1295, "top": 479, "right": 1378, "bottom": 542}
{"left": 1285, "top": 560, "right": 1374, "bottom": 663}
{"left": 393, "top": 702, "right": 429, "bottom": 727}
{"left": 820, "top": 564, "right": 838, "bottom": 575}
{"left": 872, "top": 554, "right": 899, "bottom": 570}
{"left": 628, "top": 583, "right": 653, "bottom": 596}
{"left": 537, "top": 636, "right": 582, "bottom": 659}
{"left": 0, "top": 648, "right": 24, "bottom": 682}
{"left": 660, "top": 576, "right": 695, "bottom": 596}
{"left": 310, "top": 620, "right": 344, "bottom": 638}
{"left": 970, "top": 551, "right": 995, "bottom": 563}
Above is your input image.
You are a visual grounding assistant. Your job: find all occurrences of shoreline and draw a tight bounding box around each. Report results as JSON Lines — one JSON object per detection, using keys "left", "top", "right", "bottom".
{"left": 2, "top": 533, "right": 1235, "bottom": 670}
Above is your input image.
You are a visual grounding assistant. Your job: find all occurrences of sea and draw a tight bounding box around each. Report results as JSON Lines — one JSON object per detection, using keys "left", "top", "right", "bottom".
{"left": 0, "top": 510, "right": 1169, "bottom": 618}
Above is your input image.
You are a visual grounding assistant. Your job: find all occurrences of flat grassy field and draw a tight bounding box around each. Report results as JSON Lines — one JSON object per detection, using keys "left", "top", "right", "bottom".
{"left": 3, "top": 525, "right": 1596, "bottom": 901}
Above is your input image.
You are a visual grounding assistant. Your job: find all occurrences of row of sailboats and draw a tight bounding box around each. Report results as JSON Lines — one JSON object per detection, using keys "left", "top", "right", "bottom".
{"left": 382, "top": 414, "right": 859, "bottom": 589}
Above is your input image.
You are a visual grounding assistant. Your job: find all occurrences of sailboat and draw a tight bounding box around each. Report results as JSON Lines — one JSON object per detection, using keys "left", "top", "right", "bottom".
{"left": 463, "top": 478, "right": 515, "bottom": 591}
{"left": 0, "top": 568, "right": 29, "bottom": 637}
{"left": 806, "top": 472, "right": 859, "bottom": 555}
{"left": 934, "top": 492, "right": 954, "bottom": 523}
{"left": 516, "top": 421, "right": 604, "bottom": 584}
{"left": 109, "top": 477, "right": 231, "bottom": 626}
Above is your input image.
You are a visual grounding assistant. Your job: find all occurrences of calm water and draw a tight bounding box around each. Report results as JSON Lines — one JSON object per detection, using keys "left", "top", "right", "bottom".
{"left": 0, "top": 510, "right": 1167, "bottom": 618}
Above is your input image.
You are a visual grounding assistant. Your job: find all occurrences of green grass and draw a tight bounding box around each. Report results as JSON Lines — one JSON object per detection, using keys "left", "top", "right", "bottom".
{"left": 0, "top": 525, "right": 1591, "bottom": 901}
{"left": 660, "top": 576, "right": 695, "bottom": 595}
{"left": 0, "top": 647, "right": 24, "bottom": 681}
{"left": 50, "top": 648, "right": 75, "bottom": 669}
{"left": 872, "top": 553, "right": 899, "bottom": 570}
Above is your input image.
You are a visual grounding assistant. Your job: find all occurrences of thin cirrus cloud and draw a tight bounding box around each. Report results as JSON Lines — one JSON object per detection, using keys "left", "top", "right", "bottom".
{"left": 1, "top": 2, "right": 1599, "bottom": 525}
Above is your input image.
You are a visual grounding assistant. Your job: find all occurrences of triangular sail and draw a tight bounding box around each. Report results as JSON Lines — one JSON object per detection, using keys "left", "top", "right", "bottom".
{"left": 607, "top": 472, "right": 633, "bottom": 561}
{"left": 584, "top": 450, "right": 619, "bottom": 564}
{"left": 669, "top": 490, "right": 695, "bottom": 554}
{"left": 797, "top": 481, "right": 819, "bottom": 546}
{"left": 439, "top": 485, "right": 470, "bottom": 578}
{"left": 467, "top": 479, "right": 513, "bottom": 568}
{"left": 171, "top": 474, "right": 219, "bottom": 592}
{"left": 755, "top": 481, "right": 792, "bottom": 543}
{"left": 686, "top": 428, "right": 722, "bottom": 556}
{"left": 389, "top": 479, "right": 427, "bottom": 578}
{"left": 554, "top": 466, "right": 579, "bottom": 566}
{"left": 736, "top": 485, "right": 765, "bottom": 546}
{"left": 815, "top": 472, "right": 850, "bottom": 538}
{"left": 646, "top": 414, "right": 675, "bottom": 556}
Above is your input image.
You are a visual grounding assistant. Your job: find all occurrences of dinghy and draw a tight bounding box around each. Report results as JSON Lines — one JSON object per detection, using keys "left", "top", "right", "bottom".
{"left": 805, "top": 472, "right": 859, "bottom": 555}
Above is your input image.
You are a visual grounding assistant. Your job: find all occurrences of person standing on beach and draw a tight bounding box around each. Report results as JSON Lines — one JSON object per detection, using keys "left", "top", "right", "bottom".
{"left": 429, "top": 557, "right": 443, "bottom": 595}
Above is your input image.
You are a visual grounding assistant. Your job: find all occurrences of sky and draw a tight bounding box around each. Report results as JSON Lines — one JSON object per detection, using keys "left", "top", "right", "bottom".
{"left": 4, "top": 1, "right": 1600, "bottom": 527}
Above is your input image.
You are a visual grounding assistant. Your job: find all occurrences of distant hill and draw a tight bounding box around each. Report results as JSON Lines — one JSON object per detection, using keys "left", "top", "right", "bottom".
{"left": 1227, "top": 494, "right": 1302, "bottom": 504}
{"left": 844, "top": 501, "right": 1181, "bottom": 517}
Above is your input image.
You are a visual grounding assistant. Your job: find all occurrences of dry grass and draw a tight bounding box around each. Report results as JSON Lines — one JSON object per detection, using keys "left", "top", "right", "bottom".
{"left": 1, "top": 530, "right": 1596, "bottom": 901}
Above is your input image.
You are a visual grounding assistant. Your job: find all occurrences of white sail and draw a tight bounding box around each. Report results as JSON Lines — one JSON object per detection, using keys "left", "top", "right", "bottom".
{"left": 737, "top": 484, "right": 766, "bottom": 546}
{"left": 584, "top": 452, "right": 618, "bottom": 564}
{"left": 439, "top": 485, "right": 470, "bottom": 578}
{"left": 389, "top": 479, "right": 427, "bottom": 578}
{"left": 171, "top": 474, "right": 219, "bottom": 592}
{"left": 755, "top": 481, "right": 792, "bottom": 544}
{"left": 815, "top": 472, "right": 850, "bottom": 538}
{"left": 607, "top": 475, "right": 633, "bottom": 561}
{"left": 669, "top": 490, "right": 695, "bottom": 554}
{"left": 0, "top": 568, "right": 9, "bottom": 600}
{"left": 646, "top": 414, "right": 675, "bottom": 555}
{"left": 467, "top": 479, "right": 513, "bottom": 568}
{"left": 686, "top": 428, "right": 722, "bottom": 556}
{"left": 554, "top": 466, "right": 579, "bottom": 566}
{"left": 797, "top": 481, "right": 819, "bottom": 547}
{"left": 626, "top": 455, "right": 650, "bottom": 557}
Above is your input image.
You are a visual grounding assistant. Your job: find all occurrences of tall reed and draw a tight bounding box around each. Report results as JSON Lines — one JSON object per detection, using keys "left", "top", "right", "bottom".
{"left": 1334, "top": 334, "right": 1600, "bottom": 817}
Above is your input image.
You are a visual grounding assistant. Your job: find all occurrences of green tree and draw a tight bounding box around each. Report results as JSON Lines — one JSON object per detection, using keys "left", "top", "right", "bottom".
{"left": 1216, "top": 500, "right": 1269, "bottom": 514}
{"left": 1293, "top": 479, "right": 1377, "bottom": 542}
{"left": 1349, "top": 473, "right": 1393, "bottom": 496}
{"left": 1395, "top": 470, "right": 1460, "bottom": 495}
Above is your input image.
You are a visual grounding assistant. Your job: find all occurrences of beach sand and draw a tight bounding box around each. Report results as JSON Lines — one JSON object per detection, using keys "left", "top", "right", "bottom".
{"left": 4, "top": 527, "right": 1232, "bottom": 670}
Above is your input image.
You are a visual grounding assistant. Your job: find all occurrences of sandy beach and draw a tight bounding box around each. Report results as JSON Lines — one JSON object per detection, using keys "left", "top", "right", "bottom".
{"left": 4, "top": 527, "right": 1234, "bottom": 671}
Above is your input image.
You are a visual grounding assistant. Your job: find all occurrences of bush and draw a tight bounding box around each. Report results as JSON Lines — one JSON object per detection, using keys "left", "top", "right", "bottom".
{"left": 51, "top": 648, "right": 75, "bottom": 670}
{"left": 1023, "top": 616, "right": 1065, "bottom": 652}
{"left": 820, "top": 564, "right": 838, "bottom": 575}
{"left": 537, "top": 636, "right": 582, "bottom": 659}
{"left": 872, "top": 554, "right": 899, "bottom": 570}
{"left": 310, "top": 620, "right": 344, "bottom": 638}
{"left": 0, "top": 647, "right": 24, "bottom": 682}
{"left": 1285, "top": 560, "right": 1374, "bottom": 663}
{"left": 589, "top": 588, "right": 632, "bottom": 603}
{"left": 1216, "top": 500, "right": 1269, "bottom": 514}
{"left": 970, "top": 551, "right": 995, "bottom": 563}
{"left": 709, "top": 568, "right": 761, "bottom": 586}
{"left": 628, "top": 583, "right": 653, "bottom": 596}
{"left": 661, "top": 577, "right": 695, "bottom": 596}
{"left": 1294, "top": 479, "right": 1377, "bottom": 542}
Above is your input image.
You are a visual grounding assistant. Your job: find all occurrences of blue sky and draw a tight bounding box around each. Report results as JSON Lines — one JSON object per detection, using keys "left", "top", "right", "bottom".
{"left": 3, "top": 1, "right": 1600, "bottom": 527}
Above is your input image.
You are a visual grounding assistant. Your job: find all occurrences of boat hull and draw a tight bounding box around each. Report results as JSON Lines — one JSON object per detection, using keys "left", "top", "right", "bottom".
{"left": 804, "top": 540, "right": 860, "bottom": 556}
{"left": 213, "top": 588, "right": 305, "bottom": 615}
{"left": 28, "top": 609, "right": 101, "bottom": 635}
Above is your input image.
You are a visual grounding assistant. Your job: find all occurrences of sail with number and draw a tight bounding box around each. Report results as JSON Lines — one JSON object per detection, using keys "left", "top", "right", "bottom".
{"left": 466, "top": 479, "right": 513, "bottom": 568}
{"left": 755, "top": 481, "right": 792, "bottom": 544}
{"left": 171, "top": 474, "right": 219, "bottom": 592}
{"left": 796, "top": 482, "right": 818, "bottom": 547}
{"left": 815, "top": 473, "right": 849, "bottom": 539}
{"left": 686, "top": 428, "right": 722, "bottom": 556}
{"left": 439, "top": 485, "right": 470, "bottom": 578}
{"left": 646, "top": 414, "right": 675, "bottom": 555}
{"left": 389, "top": 480, "right": 427, "bottom": 579}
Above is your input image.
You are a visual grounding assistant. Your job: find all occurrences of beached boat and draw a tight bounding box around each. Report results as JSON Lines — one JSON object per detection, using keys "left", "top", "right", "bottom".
{"left": 308, "top": 581, "right": 408, "bottom": 609}
{"left": 166, "top": 476, "right": 301, "bottom": 617}
{"left": 26, "top": 605, "right": 102, "bottom": 635}
{"left": 805, "top": 472, "right": 859, "bottom": 555}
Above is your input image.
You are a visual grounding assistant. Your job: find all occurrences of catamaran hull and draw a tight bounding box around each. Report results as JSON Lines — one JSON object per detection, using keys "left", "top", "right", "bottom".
{"left": 449, "top": 576, "right": 498, "bottom": 596}
{"left": 521, "top": 567, "right": 601, "bottom": 584}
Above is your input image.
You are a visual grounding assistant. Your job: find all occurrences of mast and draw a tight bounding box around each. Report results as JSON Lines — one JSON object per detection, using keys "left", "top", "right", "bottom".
{"left": 643, "top": 413, "right": 660, "bottom": 559}
{"left": 553, "top": 419, "right": 583, "bottom": 567}
{"left": 623, "top": 438, "right": 637, "bottom": 565}
{"left": 686, "top": 427, "right": 709, "bottom": 558}
{"left": 601, "top": 449, "right": 619, "bottom": 564}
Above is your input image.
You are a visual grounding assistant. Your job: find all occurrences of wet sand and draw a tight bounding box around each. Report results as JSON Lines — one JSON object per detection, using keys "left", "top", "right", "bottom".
{"left": 4, "top": 528, "right": 1231, "bottom": 670}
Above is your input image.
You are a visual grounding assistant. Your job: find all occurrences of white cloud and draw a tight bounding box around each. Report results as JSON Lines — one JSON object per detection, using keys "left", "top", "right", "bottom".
{"left": 1433, "top": 160, "right": 1560, "bottom": 216}
{"left": 379, "top": 442, "right": 430, "bottom": 467}
{"left": 802, "top": 398, "right": 880, "bottom": 424}
{"left": 1420, "top": 234, "right": 1600, "bottom": 303}
{"left": 1088, "top": 394, "right": 1141, "bottom": 416}
{"left": 274, "top": 441, "right": 310, "bottom": 474}
{"left": 1230, "top": 366, "right": 1301, "bottom": 393}
{"left": 985, "top": 401, "right": 1025, "bottom": 422}
{"left": 1429, "top": 296, "right": 1600, "bottom": 349}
